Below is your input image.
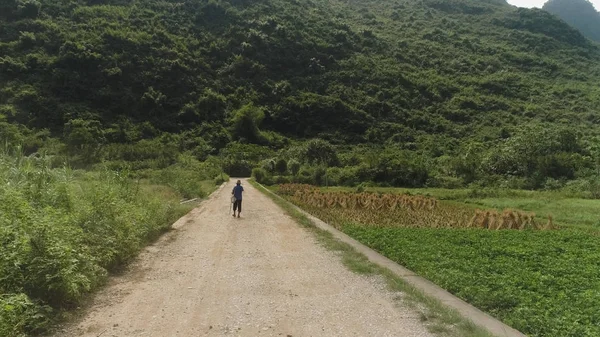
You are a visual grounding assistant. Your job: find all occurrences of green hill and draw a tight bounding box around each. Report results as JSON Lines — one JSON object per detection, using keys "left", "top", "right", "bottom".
{"left": 543, "top": 0, "right": 600, "bottom": 42}
{"left": 1, "top": 0, "right": 600, "bottom": 189}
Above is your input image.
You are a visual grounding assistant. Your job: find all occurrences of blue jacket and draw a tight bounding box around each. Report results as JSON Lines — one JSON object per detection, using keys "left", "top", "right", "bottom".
{"left": 232, "top": 185, "right": 244, "bottom": 200}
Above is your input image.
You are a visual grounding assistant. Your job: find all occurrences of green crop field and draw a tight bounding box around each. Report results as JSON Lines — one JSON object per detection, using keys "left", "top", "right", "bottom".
{"left": 276, "top": 184, "right": 600, "bottom": 337}
{"left": 343, "top": 226, "right": 600, "bottom": 337}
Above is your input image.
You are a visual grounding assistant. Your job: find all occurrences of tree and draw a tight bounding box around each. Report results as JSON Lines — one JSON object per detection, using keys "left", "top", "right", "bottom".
{"left": 275, "top": 158, "right": 287, "bottom": 174}
{"left": 0, "top": 0, "right": 17, "bottom": 20}
{"left": 17, "top": 0, "right": 40, "bottom": 19}
{"left": 251, "top": 167, "right": 268, "bottom": 183}
{"left": 313, "top": 165, "right": 327, "bottom": 186}
{"left": 273, "top": 93, "right": 371, "bottom": 139}
{"left": 304, "top": 139, "right": 339, "bottom": 166}
{"left": 288, "top": 159, "right": 301, "bottom": 176}
{"left": 231, "top": 104, "right": 265, "bottom": 144}
{"left": 261, "top": 158, "right": 276, "bottom": 172}
{"left": 64, "top": 119, "right": 105, "bottom": 163}
{"left": 178, "top": 89, "right": 227, "bottom": 124}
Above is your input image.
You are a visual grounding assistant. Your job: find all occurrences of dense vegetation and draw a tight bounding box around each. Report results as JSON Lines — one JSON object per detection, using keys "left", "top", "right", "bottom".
{"left": 344, "top": 226, "right": 600, "bottom": 337}
{"left": 275, "top": 185, "right": 600, "bottom": 337}
{"left": 0, "top": 149, "right": 221, "bottom": 336}
{"left": 2, "top": 0, "right": 600, "bottom": 334}
{"left": 1, "top": 0, "right": 600, "bottom": 190}
{"left": 544, "top": 0, "right": 600, "bottom": 42}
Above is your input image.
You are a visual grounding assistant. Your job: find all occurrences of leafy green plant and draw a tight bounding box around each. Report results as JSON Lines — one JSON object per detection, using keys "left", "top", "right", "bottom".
{"left": 0, "top": 151, "right": 204, "bottom": 336}
{"left": 251, "top": 167, "right": 269, "bottom": 184}
{"left": 230, "top": 103, "right": 266, "bottom": 144}
{"left": 288, "top": 159, "right": 301, "bottom": 176}
{"left": 275, "top": 158, "right": 287, "bottom": 174}
{"left": 342, "top": 225, "right": 600, "bottom": 337}
{"left": 0, "top": 294, "right": 50, "bottom": 337}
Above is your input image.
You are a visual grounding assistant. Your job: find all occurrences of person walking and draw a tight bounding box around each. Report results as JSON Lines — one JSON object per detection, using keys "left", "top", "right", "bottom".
{"left": 232, "top": 180, "right": 244, "bottom": 218}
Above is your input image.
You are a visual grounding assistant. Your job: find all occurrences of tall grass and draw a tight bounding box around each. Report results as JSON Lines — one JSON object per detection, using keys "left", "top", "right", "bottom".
{"left": 0, "top": 150, "right": 200, "bottom": 336}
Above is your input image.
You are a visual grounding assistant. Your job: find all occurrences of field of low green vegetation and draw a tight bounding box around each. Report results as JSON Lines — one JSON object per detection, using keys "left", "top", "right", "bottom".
{"left": 0, "top": 150, "right": 222, "bottom": 337}
{"left": 275, "top": 184, "right": 600, "bottom": 337}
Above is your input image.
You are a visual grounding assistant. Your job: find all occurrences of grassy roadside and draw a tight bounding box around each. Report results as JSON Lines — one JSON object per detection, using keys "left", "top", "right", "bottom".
{"left": 250, "top": 180, "right": 494, "bottom": 337}
{"left": 0, "top": 152, "right": 221, "bottom": 337}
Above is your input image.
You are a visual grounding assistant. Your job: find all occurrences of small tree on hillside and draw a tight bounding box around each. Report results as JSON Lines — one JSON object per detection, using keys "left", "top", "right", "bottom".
{"left": 261, "top": 158, "right": 276, "bottom": 173}
{"left": 304, "top": 138, "right": 338, "bottom": 166}
{"left": 275, "top": 158, "right": 287, "bottom": 174}
{"left": 231, "top": 103, "right": 265, "bottom": 144}
{"left": 64, "top": 118, "right": 105, "bottom": 163}
{"left": 288, "top": 159, "right": 301, "bottom": 176}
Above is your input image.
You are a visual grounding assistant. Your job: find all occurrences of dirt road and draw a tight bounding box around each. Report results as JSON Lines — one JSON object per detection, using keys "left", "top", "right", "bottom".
{"left": 58, "top": 179, "right": 433, "bottom": 337}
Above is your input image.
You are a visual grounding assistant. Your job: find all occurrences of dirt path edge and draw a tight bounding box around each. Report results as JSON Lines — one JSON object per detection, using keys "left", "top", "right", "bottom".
{"left": 171, "top": 181, "right": 228, "bottom": 230}
{"left": 255, "top": 182, "right": 527, "bottom": 337}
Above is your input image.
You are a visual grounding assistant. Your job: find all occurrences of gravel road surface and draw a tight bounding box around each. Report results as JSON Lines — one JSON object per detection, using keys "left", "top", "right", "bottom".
{"left": 57, "top": 179, "right": 433, "bottom": 337}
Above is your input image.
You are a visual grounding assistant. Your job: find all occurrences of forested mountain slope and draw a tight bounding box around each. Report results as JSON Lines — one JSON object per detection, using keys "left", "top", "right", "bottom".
{"left": 2, "top": 0, "right": 600, "bottom": 188}
{"left": 543, "top": 0, "right": 600, "bottom": 42}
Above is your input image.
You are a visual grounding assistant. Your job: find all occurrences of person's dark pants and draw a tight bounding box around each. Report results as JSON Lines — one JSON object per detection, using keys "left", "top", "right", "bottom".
{"left": 233, "top": 200, "right": 242, "bottom": 213}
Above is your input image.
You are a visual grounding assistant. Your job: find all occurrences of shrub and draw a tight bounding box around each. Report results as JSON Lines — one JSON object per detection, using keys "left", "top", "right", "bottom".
{"left": 273, "top": 175, "right": 291, "bottom": 184}
{"left": 543, "top": 177, "right": 564, "bottom": 191}
{"left": 275, "top": 158, "right": 287, "bottom": 174}
{"left": 295, "top": 166, "right": 314, "bottom": 184}
{"left": 427, "top": 174, "right": 464, "bottom": 189}
{"left": 103, "top": 139, "right": 178, "bottom": 169}
{"left": 313, "top": 166, "right": 327, "bottom": 186}
{"left": 288, "top": 159, "right": 301, "bottom": 176}
{"left": 0, "top": 152, "right": 193, "bottom": 336}
{"left": 214, "top": 172, "right": 230, "bottom": 185}
{"left": 562, "top": 176, "right": 600, "bottom": 199}
{"left": 64, "top": 119, "right": 105, "bottom": 165}
{"left": 336, "top": 166, "right": 360, "bottom": 186}
{"left": 230, "top": 103, "right": 266, "bottom": 144}
{"left": 324, "top": 167, "right": 339, "bottom": 186}
{"left": 0, "top": 294, "right": 50, "bottom": 336}
{"left": 252, "top": 167, "right": 268, "bottom": 184}
{"left": 304, "top": 138, "right": 339, "bottom": 166}
{"left": 261, "top": 158, "right": 276, "bottom": 173}
{"left": 149, "top": 166, "right": 206, "bottom": 199}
